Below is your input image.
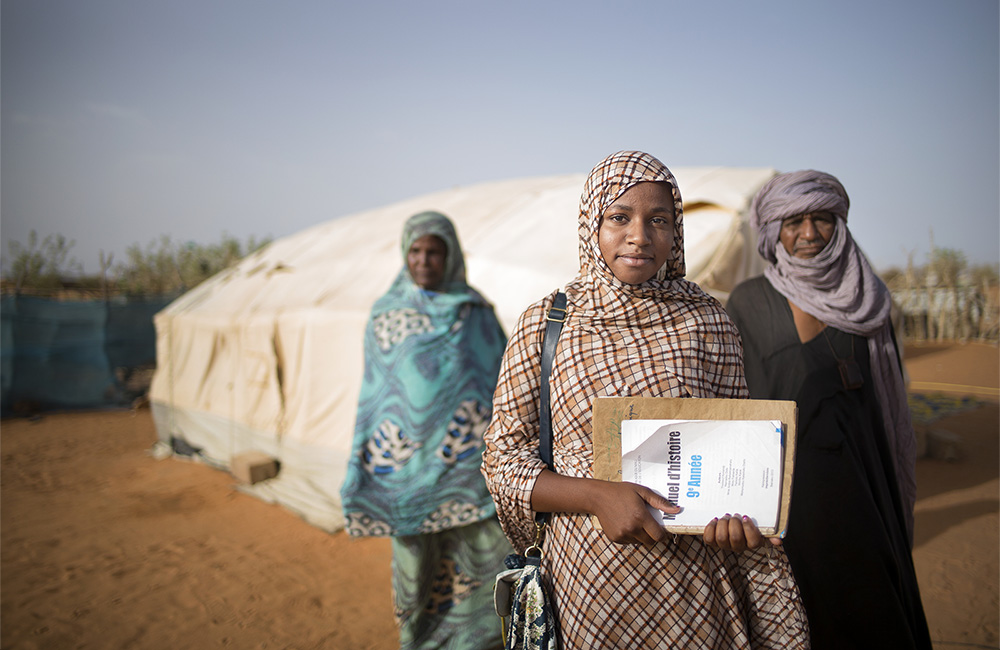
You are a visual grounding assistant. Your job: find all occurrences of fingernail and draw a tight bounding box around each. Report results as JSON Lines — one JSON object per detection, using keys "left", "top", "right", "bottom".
{"left": 742, "top": 515, "right": 749, "bottom": 522}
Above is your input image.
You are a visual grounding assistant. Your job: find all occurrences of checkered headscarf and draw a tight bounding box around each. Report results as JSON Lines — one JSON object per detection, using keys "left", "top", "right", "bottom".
{"left": 559, "top": 151, "right": 745, "bottom": 399}
{"left": 578, "top": 150, "right": 686, "bottom": 282}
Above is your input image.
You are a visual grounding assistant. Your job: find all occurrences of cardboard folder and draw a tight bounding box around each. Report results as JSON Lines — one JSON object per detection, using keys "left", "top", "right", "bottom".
{"left": 591, "top": 396, "right": 798, "bottom": 537}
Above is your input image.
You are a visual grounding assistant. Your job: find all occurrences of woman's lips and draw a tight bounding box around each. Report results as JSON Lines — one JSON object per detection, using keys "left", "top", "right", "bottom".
{"left": 619, "top": 254, "right": 653, "bottom": 267}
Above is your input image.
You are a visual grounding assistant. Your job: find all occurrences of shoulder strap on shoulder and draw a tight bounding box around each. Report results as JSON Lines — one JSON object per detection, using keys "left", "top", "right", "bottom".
{"left": 538, "top": 291, "right": 566, "bottom": 471}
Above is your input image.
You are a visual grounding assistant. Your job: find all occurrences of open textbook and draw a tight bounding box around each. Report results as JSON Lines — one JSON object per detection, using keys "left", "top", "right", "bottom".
{"left": 621, "top": 419, "right": 783, "bottom": 533}
{"left": 590, "top": 397, "right": 797, "bottom": 536}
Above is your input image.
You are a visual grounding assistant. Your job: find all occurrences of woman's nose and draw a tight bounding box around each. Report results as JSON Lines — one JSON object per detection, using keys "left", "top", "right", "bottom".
{"left": 626, "top": 221, "right": 651, "bottom": 245}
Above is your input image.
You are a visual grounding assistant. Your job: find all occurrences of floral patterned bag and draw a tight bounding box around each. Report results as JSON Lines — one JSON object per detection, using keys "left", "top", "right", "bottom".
{"left": 494, "top": 524, "right": 557, "bottom": 650}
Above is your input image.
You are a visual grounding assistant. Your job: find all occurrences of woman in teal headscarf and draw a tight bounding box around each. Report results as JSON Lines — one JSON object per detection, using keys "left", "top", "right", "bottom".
{"left": 341, "top": 211, "right": 510, "bottom": 650}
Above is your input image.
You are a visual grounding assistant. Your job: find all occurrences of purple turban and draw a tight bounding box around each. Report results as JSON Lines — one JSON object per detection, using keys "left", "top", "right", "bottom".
{"left": 750, "top": 170, "right": 850, "bottom": 265}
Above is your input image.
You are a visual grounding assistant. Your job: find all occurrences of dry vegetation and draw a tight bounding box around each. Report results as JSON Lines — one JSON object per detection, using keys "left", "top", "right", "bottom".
{"left": 1, "top": 230, "right": 270, "bottom": 298}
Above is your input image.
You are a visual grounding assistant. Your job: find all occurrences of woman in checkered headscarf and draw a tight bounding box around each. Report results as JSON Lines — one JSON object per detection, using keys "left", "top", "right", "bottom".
{"left": 483, "top": 151, "right": 809, "bottom": 649}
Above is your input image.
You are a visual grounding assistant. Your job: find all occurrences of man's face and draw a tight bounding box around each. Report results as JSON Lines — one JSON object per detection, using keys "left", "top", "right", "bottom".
{"left": 779, "top": 211, "right": 836, "bottom": 259}
{"left": 406, "top": 234, "right": 448, "bottom": 290}
{"left": 597, "top": 181, "right": 675, "bottom": 285}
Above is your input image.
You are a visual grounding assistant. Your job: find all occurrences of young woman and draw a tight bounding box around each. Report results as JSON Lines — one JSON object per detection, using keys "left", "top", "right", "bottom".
{"left": 342, "top": 211, "right": 510, "bottom": 650}
{"left": 482, "top": 152, "right": 809, "bottom": 649}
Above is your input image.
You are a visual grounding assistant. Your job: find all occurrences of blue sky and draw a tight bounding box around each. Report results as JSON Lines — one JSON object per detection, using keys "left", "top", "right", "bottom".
{"left": 3, "top": 0, "right": 998, "bottom": 274}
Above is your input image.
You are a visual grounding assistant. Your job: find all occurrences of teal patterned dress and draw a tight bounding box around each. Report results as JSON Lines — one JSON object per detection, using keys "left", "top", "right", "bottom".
{"left": 341, "top": 211, "right": 510, "bottom": 650}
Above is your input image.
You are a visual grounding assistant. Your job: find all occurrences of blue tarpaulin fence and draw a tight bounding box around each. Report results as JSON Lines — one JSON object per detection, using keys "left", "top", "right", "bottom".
{"left": 0, "top": 295, "right": 175, "bottom": 414}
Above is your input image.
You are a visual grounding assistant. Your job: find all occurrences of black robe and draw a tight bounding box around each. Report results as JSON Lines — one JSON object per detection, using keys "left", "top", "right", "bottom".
{"left": 726, "top": 276, "right": 931, "bottom": 650}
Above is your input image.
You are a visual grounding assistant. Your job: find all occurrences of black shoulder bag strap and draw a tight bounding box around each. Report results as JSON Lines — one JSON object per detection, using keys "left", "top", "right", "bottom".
{"left": 539, "top": 291, "right": 566, "bottom": 470}
{"left": 533, "top": 291, "right": 567, "bottom": 532}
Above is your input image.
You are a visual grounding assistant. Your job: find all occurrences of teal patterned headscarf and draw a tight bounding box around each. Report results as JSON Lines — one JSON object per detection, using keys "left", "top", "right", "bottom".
{"left": 341, "top": 211, "right": 507, "bottom": 537}
{"left": 399, "top": 210, "right": 466, "bottom": 289}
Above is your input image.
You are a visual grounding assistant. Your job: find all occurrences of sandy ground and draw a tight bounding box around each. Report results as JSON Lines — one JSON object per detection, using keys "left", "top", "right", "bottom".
{"left": 2, "top": 342, "right": 998, "bottom": 650}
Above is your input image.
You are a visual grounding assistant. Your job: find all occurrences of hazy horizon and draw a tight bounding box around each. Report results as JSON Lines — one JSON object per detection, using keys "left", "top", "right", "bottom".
{"left": 3, "top": 0, "right": 998, "bottom": 275}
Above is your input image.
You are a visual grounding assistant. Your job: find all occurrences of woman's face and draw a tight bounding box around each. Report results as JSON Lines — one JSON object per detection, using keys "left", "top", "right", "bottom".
{"left": 598, "top": 182, "right": 675, "bottom": 284}
{"left": 406, "top": 234, "right": 448, "bottom": 290}
{"left": 778, "top": 211, "right": 835, "bottom": 259}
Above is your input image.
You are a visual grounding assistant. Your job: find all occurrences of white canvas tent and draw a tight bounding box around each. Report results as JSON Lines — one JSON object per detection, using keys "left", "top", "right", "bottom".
{"left": 149, "top": 167, "right": 777, "bottom": 532}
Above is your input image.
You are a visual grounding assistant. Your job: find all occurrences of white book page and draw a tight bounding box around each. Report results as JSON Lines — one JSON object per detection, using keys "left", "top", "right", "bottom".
{"left": 621, "top": 419, "right": 783, "bottom": 530}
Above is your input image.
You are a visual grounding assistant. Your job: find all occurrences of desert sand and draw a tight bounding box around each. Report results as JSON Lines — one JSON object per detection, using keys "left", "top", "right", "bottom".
{"left": 2, "top": 342, "right": 998, "bottom": 650}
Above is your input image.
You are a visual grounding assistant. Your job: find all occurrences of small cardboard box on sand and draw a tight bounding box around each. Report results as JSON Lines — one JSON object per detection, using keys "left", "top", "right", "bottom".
{"left": 231, "top": 451, "right": 279, "bottom": 485}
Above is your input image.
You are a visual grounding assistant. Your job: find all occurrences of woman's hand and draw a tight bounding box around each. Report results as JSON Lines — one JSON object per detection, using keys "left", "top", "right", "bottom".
{"left": 530, "top": 471, "right": 679, "bottom": 550}
{"left": 591, "top": 482, "right": 680, "bottom": 549}
{"left": 702, "top": 513, "right": 782, "bottom": 551}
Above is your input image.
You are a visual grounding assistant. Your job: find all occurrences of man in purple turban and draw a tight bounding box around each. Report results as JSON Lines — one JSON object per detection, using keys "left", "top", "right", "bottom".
{"left": 726, "top": 170, "right": 932, "bottom": 650}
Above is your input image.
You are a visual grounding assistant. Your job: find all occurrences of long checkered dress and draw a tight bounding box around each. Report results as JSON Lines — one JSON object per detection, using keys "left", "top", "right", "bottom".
{"left": 482, "top": 151, "right": 810, "bottom": 649}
